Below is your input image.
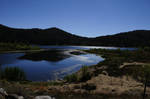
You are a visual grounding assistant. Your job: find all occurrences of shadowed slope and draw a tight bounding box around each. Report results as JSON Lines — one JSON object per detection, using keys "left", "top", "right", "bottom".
{"left": 0, "top": 24, "right": 150, "bottom": 47}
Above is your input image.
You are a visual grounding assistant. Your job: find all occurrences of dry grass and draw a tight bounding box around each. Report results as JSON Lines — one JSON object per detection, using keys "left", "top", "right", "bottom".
{"left": 87, "top": 74, "right": 146, "bottom": 94}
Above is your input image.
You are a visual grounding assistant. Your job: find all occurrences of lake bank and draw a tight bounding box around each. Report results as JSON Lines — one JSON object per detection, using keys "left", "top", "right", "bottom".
{"left": 0, "top": 49, "right": 47, "bottom": 54}
{"left": 0, "top": 42, "right": 41, "bottom": 54}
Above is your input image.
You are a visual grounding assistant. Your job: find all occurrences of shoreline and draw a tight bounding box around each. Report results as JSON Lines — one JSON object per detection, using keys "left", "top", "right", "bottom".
{"left": 0, "top": 49, "right": 47, "bottom": 54}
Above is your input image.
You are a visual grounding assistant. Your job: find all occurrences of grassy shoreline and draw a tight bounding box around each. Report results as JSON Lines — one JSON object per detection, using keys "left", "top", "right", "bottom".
{"left": 0, "top": 49, "right": 47, "bottom": 54}
{"left": 0, "top": 42, "right": 40, "bottom": 53}
{"left": 84, "top": 48, "right": 150, "bottom": 80}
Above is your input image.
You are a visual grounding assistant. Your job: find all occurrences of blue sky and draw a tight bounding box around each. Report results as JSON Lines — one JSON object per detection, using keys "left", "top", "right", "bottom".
{"left": 0, "top": 0, "right": 150, "bottom": 37}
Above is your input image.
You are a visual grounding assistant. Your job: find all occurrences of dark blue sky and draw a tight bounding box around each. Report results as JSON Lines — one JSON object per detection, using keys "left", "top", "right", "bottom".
{"left": 0, "top": 0, "right": 150, "bottom": 37}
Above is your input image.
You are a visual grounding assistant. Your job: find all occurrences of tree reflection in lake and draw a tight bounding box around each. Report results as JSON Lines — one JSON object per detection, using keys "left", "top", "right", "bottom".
{"left": 19, "top": 50, "right": 70, "bottom": 62}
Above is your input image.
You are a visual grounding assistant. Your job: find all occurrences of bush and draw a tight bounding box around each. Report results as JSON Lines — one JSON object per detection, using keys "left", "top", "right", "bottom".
{"left": 1, "top": 67, "right": 26, "bottom": 81}
{"left": 64, "top": 66, "right": 91, "bottom": 82}
{"left": 121, "top": 64, "right": 150, "bottom": 82}
{"left": 64, "top": 73, "right": 78, "bottom": 83}
{"left": 78, "top": 66, "right": 91, "bottom": 82}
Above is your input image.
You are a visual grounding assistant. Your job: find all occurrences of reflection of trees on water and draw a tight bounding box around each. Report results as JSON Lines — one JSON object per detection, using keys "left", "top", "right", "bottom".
{"left": 19, "top": 50, "right": 71, "bottom": 62}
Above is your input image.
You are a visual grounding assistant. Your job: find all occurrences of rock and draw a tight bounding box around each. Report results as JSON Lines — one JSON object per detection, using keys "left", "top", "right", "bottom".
{"left": 0, "top": 88, "right": 8, "bottom": 96}
{"left": 18, "top": 96, "right": 24, "bottom": 99}
{"left": 34, "top": 96, "right": 55, "bottom": 99}
{"left": 102, "top": 71, "right": 108, "bottom": 75}
{"left": 7, "top": 94, "right": 24, "bottom": 99}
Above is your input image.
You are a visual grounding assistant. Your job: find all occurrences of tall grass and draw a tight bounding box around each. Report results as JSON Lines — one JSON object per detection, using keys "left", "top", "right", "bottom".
{"left": 64, "top": 66, "right": 91, "bottom": 82}
{"left": 0, "top": 67, "right": 26, "bottom": 81}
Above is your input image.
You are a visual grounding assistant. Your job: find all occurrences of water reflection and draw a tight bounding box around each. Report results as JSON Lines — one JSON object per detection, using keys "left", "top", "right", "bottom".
{"left": 50, "top": 54, "right": 103, "bottom": 80}
{"left": 19, "top": 50, "right": 70, "bottom": 62}
{"left": 0, "top": 53, "right": 24, "bottom": 65}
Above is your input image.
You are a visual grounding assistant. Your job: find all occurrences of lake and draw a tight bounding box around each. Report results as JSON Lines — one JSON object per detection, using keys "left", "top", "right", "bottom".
{"left": 0, "top": 46, "right": 134, "bottom": 81}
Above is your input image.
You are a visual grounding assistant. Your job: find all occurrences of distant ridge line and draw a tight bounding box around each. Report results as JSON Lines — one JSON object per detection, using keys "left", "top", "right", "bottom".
{"left": 0, "top": 24, "right": 150, "bottom": 47}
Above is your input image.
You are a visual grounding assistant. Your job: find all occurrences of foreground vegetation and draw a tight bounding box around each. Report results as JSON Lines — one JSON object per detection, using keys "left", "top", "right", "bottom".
{"left": 0, "top": 66, "right": 26, "bottom": 81}
{"left": 64, "top": 66, "right": 91, "bottom": 82}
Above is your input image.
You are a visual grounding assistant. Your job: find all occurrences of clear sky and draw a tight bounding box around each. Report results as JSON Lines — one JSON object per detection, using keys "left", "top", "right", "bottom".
{"left": 0, "top": 0, "right": 150, "bottom": 37}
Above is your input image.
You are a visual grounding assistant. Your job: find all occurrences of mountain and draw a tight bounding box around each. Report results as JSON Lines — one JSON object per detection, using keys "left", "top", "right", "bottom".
{"left": 0, "top": 24, "right": 150, "bottom": 47}
{"left": 0, "top": 24, "right": 88, "bottom": 45}
{"left": 91, "top": 30, "right": 150, "bottom": 47}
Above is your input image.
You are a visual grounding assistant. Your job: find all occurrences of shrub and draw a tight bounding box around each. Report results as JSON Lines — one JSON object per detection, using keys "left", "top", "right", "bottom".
{"left": 64, "top": 66, "right": 91, "bottom": 82}
{"left": 78, "top": 66, "right": 91, "bottom": 82}
{"left": 64, "top": 73, "right": 78, "bottom": 83}
{"left": 1, "top": 67, "right": 26, "bottom": 81}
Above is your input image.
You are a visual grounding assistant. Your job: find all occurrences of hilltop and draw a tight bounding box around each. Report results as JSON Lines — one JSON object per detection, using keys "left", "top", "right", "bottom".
{"left": 91, "top": 30, "right": 150, "bottom": 47}
{"left": 0, "top": 24, "right": 88, "bottom": 45}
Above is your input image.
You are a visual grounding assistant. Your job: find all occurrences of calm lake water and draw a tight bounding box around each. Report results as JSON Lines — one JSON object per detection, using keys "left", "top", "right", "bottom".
{"left": 0, "top": 46, "right": 134, "bottom": 81}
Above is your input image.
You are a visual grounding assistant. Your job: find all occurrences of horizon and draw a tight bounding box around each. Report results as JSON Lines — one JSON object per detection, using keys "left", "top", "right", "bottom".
{"left": 0, "top": 0, "right": 150, "bottom": 37}
{"left": 1, "top": 24, "right": 150, "bottom": 38}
